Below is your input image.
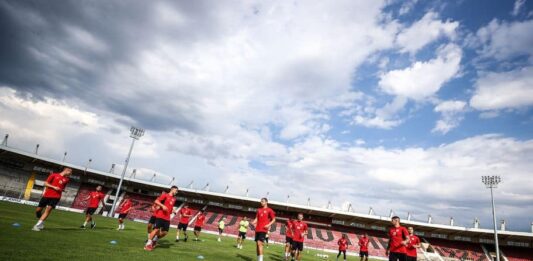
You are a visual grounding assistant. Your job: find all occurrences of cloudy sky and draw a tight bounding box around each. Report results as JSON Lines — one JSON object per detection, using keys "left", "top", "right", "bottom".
{"left": 1, "top": 0, "right": 532, "bottom": 231}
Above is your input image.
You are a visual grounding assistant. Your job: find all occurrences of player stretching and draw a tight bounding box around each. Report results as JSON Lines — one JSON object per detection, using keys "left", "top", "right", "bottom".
{"left": 252, "top": 198, "right": 276, "bottom": 261}
{"left": 337, "top": 234, "right": 348, "bottom": 261}
{"left": 237, "top": 216, "right": 249, "bottom": 249}
{"left": 193, "top": 210, "right": 206, "bottom": 241}
{"left": 386, "top": 216, "right": 409, "bottom": 261}
{"left": 358, "top": 233, "right": 370, "bottom": 261}
{"left": 217, "top": 216, "right": 226, "bottom": 242}
{"left": 290, "top": 213, "right": 308, "bottom": 261}
{"left": 80, "top": 185, "right": 105, "bottom": 229}
{"left": 32, "top": 167, "right": 72, "bottom": 231}
{"left": 144, "top": 186, "right": 178, "bottom": 251}
{"left": 284, "top": 218, "right": 294, "bottom": 261}
{"left": 406, "top": 227, "right": 420, "bottom": 261}
{"left": 176, "top": 203, "right": 192, "bottom": 242}
{"left": 147, "top": 202, "right": 159, "bottom": 240}
{"left": 116, "top": 196, "right": 132, "bottom": 230}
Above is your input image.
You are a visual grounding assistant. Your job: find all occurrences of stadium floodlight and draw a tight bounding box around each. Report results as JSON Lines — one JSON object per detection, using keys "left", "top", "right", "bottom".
{"left": 62, "top": 152, "right": 67, "bottom": 162}
{"left": 84, "top": 158, "right": 92, "bottom": 173}
{"left": 407, "top": 212, "right": 411, "bottom": 221}
{"left": 203, "top": 182, "right": 210, "bottom": 191}
{"left": 35, "top": 144, "right": 40, "bottom": 154}
{"left": 224, "top": 185, "right": 229, "bottom": 193}
{"left": 368, "top": 207, "right": 374, "bottom": 215}
{"left": 150, "top": 173, "right": 156, "bottom": 182}
{"left": 188, "top": 180, "right": 194, "bottom": 189}
{"left": 307, "top": 197, "right": 311, "bottom": 206}
{"left": 286, "top": 194, "right": 290, "bottom": 203}
{"left": 109, "top": 126, "right": 144, "bottom": 217}
{"left": 1, "top": 134, "right": 8, "bottom": 146}
{"left": 245, "top": 188, "right": 249, "bottom": 197}
{"left": 110, "top": 164, "right": 116, "bottom": 174}
{"left": 482, "top": 175, "right": 502, "bottom": 261}
{"left": 170, "top": 177, "right": 175, "bottom": 185}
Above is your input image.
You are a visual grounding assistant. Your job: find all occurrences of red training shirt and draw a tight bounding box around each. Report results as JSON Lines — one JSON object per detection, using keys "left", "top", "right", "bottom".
{"left": 291, "top": 220, "right": 308, "bottom": 243}
{"left": 388, "top": 226, "right": 409, "bottom": 254}
{"left": 154, "top": 193, "right": 176, "bottom": 221}
{"left": 179, "top": 207, "right": 192, "bottom": 224}
{"left": 88, "top": 191, "right": 105, "bottom": 208}
{"left": 119, "top": 199, "right": 132, "bottom": 214}
{"left": 255, "top": 207, "right": 275, "bottom": 233}
{"left": 195, "top": 213, "right": 205, "bottom": 227}
{"left": 43, "top": 173, "right": 70, "bottom": 199}
{"left": 338, "top": 238, "right": 348, "bottom": 251}
{"left": 406, "top": 234, "right": 420, "bottom": 257}
{"left": 150, "top": 203, "right": 159, "bottom": 216}
{"left": 359, "top": 236, "right": 369, "bottom": 252}
{"left": 285, "top": 220, "right": 294, "bottom": 238}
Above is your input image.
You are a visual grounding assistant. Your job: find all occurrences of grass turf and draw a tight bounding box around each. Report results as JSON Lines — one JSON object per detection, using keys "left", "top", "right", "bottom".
{"left": 0, "top": 201, "right": 381, "bottom": 260}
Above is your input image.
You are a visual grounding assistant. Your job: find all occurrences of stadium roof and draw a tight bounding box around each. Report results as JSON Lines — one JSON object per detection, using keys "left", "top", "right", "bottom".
{"left": 1, "top": 143, "right": 532, "bottom": 243}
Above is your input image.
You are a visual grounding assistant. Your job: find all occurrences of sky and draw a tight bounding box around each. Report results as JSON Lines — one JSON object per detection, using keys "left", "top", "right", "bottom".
{"left": 0, "top": 0, "right": 532, "bottom": 231}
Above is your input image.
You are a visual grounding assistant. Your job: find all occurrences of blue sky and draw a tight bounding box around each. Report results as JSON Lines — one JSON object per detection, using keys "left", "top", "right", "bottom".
{"left": 0, "top": 0, "right": 532, "bottom": 231}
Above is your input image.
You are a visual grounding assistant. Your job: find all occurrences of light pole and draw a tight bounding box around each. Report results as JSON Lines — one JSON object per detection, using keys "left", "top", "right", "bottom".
{"left": 482, "top": 175, "right": 501, "bottom": 261}
{"left": 109, "top": 126, "right": 144, "bottom": 217}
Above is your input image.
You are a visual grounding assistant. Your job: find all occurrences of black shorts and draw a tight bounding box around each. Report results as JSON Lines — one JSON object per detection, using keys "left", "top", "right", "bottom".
{"left": 118, "top": 213, "right": 128, "bottom": 219}
{"left": 360, "top": 251, "right": 369, "bottom": 257}
{"left": 194, "top": 226, "right": 202, "bottom": 232}
{"left": 154, "top": 218, "right": 170, "bottom": 232}
{"left": 292, "top": 241, "right": 304, "bottom": 251}
{"left": 405, "top": 256, "right": 417, "bottom": 261}
{"left": 38, "top": 197, "right": 60, "bottom": 208}
{"left": 255, "top": 232, "right": 267, "bottom": 242}
{"left": 85, "top": 208, "right": 97, "bottom": 215}
{"left": 238, "top": 232, "right": 246, "bottom": 239}
{"left": 178, "top": 223, "right": 188, "bottom": 231}
{"left": 148, "top": 216, "right": 156, "bottom": 225}
{"left": 286, "top": 236, "right": 293, "bottom": 244}
{"left": 389, "top": 252, "right": 406, "bottom": 261}
{"left": 218, "top": 228, "right": 224, "bottom": 234}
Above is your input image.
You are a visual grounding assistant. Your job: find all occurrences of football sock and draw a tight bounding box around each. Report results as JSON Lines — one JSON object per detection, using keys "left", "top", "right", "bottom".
{"left": 258, "top": 255, "right": 263, "bottom": 261}
{"left": 83, "top": 221, "right": 88, "bottom": 227}
{"left": 36, "top": 220, "right": 44, "bottom": 226}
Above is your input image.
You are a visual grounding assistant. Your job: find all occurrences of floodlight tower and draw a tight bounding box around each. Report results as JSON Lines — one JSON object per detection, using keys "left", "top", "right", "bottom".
{"left": 109, "top": 126, "right": 144, "bottom": 217}
{"left": 482, "top": 175, "right": 502, "bottom": 261}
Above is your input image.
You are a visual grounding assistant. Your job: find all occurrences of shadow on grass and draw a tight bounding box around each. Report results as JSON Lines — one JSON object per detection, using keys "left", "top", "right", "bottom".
{"left": 236, "top": 253, "right": 253, "bottom": 261}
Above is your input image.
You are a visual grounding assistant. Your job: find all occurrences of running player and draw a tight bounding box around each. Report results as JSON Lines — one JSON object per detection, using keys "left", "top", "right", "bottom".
{"left": 337, "top": 234, "right": 348, "bottom": 261}
{"left": 147, "top": 201, "right": 159, "bottom": 240}
{"left": 217, "top": 216, "right": 226, "bottom": 242}
{"left": 386, "top": 216, "right": 409, "bottom": 261}
{"left": 252, "top": 198, "right": 276, "bottom": 261}
{"left": 176, "top": 203, "right": 192, "bottom": 242}
{"left": 80, "top": 185, "right": 105, "bottom": 229}
{"left": 32, "top": 167, "right": 72, "bottom": 231}
{"left": 193, "top": 209, "right": 206, "bottom": 241}
{"left": 117, "top": 196, "right": 132, "bottom": 230}
{"left": 265, "top": 231, "right": 270, "bottom": 248}
{"left": 284, "top": 218, "right": 294, "bottom": 261}
{"left": 291, "top": 213, "right": 308, "bottom": 261}
{"left": 144, "top": 186, "right": 178, "bottom": 251}
{"left": 237, "top": 216, "right": 249, "bottom": 249}
{"left": 359, "top": 233, "right": 370, "bottom": 261}
{"left": 406, "top": 227, "right": 420, "bottom": 261}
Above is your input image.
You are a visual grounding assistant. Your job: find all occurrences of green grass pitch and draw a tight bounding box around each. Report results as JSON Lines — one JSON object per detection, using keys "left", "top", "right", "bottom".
{"left": 0, "top": 201, "right": 381, "bottom": 260}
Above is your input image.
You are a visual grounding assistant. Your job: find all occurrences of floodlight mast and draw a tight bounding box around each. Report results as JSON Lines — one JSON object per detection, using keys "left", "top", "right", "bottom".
{"left": 109, "top": 127, "right": 144, "bottom": 217}
{"left": 482, "top": 175, "right": 501, "bottom": 261}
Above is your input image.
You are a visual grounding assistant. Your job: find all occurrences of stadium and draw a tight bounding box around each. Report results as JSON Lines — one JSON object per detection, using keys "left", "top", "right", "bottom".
{"left": 1, "top": 138, "right": 532, "bottom": 261}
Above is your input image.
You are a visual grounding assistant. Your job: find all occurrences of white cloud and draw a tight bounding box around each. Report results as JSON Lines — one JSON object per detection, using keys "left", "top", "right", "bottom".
{"left": 396, "top": 12, "right": 458, "bottom": 54}
{"left": 470, "top": 66, "right": 533, "bottom": 110}
{"left": 512, "top": 0, "right": 526, "bottom": 16}
{"left": 379, "top": 44, "right": 462, "bottom": 100}
{"left": 476, "top": 19, "right": 533, "bottom": 60}
{"left": 432, "top": 100, "right": 467, "bottom": 134}
{"left": 398, "top": 0, "right": 419, "bottom": 16}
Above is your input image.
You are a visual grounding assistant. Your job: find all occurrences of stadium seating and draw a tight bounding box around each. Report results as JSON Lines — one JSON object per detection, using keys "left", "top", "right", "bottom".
{"left": 425, "top": 238, "right": 487, "bottom": 261}
{"left": 0, "top": 165, "right": 30, "bottom": 199}
{"left": 501, "top": 246, "right": 533, "bottom": 261}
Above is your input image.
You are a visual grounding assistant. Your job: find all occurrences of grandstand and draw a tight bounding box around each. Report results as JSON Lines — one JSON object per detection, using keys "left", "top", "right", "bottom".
{"left": 1, "top": 142, "right": 532, "bottom": 261}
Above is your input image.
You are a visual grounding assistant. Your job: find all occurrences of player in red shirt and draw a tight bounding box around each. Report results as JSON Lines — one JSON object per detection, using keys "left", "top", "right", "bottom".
{"left": 290, "top": 213, "right": 308, "bottom": 261}
{"left": 284, "top": 218, "right": 294, "bottom": 261}
{"left": 32, "top": 167, "right": 72, "bottom": 231}
{"left": 358, "top": 233, "right": 370, "bottom": 261}
{"left": 386, "top": 216, "right": 409, "bottom": 261}
{"left": 147, "top": 200, "right": 160, "bottom": 240}
{"left": 252, "top": 198, "right": 276, "bottom": 261}
{"left": 117, "top": 195, "right": 132, "bottom": 230}
{"left": 337, "top": 234, "right": 349, "bottom": 261}
{"left": 144, "top": 186, "right": 178, "bottom": 251}
{"left": 176, "top": 203, "right": 193, "bottom": 242}
{"left": 80, "top": 185, "right": 105, "bottom": 229}
{"left": 405, "top": 227, "right": 420, "bottom": 261}
{"left": 193, "top": 209, "right": 206, "bottom": 241}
